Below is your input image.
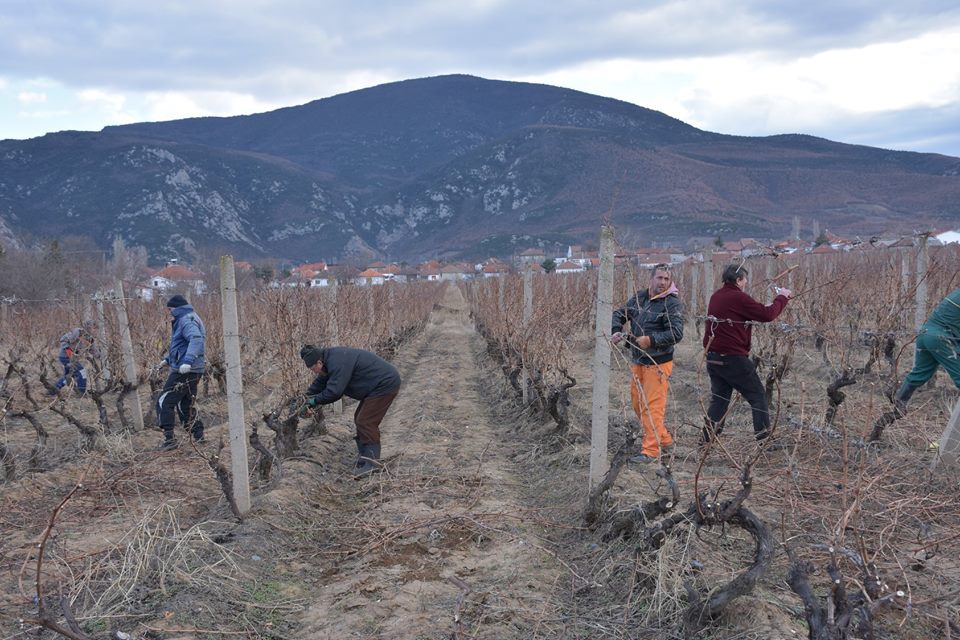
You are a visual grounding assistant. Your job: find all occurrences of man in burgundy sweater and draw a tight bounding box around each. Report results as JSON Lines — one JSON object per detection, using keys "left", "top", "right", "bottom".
{"left": 702, "top": 264, "right": 792, "bottom": 445}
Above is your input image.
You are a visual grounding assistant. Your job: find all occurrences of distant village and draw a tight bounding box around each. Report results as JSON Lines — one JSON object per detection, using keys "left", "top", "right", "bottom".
{"left": 134, "top": 226, "right": 960, "bottom": 299}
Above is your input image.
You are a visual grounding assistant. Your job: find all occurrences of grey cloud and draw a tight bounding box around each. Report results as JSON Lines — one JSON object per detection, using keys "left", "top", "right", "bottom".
{"left": 2, "top": 0, "right": 959, "bottom": 156}
{"left": 689, "top": 96, "right": 960, "bottom": 158}
{"left": 811, "top": 104, "right": 960, "bottom": 157}
{"left": 3, "top": 0, "right": 959, "bottom": 93}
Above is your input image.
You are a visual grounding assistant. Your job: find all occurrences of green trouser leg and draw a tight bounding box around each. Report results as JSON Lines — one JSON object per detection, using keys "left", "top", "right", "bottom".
{"left": 905, "top": 331, "right": 960, "bottom": 388}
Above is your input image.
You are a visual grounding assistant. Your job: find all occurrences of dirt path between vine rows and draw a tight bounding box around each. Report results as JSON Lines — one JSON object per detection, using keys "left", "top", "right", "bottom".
{"left": 294, "top": 285, "right": 566, "bottom": 639}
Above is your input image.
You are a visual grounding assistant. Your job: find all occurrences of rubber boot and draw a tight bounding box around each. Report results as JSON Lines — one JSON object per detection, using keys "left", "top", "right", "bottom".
{"left": 893, "top": 380, "right": 918, "bottom": 417}
{"left": 355, "top": 443, "right": 382, "bottom": 477}
{"left": 868, "top": 380, "right": 918, "bottom": 443}
{"left": 353, "top": 437, "right": 365, "bottom": 468}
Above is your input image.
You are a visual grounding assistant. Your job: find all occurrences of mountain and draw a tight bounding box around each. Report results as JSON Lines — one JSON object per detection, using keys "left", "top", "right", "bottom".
{"left": 1, "top": 74, "right": 958, "bottom": 263}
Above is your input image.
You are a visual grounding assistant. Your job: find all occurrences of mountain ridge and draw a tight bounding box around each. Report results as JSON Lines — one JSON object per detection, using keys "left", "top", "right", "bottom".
{"left": 1, "top": 74, "right": 958, "bottom": 262}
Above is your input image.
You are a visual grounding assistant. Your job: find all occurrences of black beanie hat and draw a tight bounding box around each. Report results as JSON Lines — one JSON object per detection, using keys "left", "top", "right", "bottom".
{"left": 166, "top": 294, "right": 189, "bottom": 308}
{"left": 300, "top": 345, "right": 323, "bottom": 367}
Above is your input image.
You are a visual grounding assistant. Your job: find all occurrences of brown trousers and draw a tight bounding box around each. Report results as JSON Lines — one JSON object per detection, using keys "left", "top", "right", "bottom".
{"left": 354, "top": 386, "right": 400, "bottom": 445}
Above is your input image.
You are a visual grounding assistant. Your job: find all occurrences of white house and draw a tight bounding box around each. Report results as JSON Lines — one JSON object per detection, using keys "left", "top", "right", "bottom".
{"left": 354, "top": 268, "right": 385, "bottom": 286}
{"left": 147, "top": 264, "right": 207, "bottom": 295}
{"left": 555, "top": 260, "right": 585, "bottom": 274}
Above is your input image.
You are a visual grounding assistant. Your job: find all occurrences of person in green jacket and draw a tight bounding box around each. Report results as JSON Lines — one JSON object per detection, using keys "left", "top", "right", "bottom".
{"left": 871, "top": 288, "right": 960, "bottom": 440}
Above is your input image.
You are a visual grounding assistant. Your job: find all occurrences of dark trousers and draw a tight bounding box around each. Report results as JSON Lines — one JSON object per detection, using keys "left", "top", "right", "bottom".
{"left": 56, "top": 354, "right": 87, "bottom": 392}
{"left": 354, "top": 386, "right": 400, "bottom": 445}
{"left": 156, "top": 371, "right": 205, "bottom": 440}
{"left": 705, "top": 354, "right": 771, "bottom": 440}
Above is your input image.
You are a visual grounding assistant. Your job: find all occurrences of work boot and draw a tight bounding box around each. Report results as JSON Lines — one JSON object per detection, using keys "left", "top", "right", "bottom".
{"left": 159, "top": 437, "right": 178, "bottom": 451}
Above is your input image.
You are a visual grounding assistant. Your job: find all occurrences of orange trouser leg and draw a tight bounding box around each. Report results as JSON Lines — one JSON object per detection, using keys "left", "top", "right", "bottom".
{"left": 630, "top": 362, "right": 674, "bottom": 456}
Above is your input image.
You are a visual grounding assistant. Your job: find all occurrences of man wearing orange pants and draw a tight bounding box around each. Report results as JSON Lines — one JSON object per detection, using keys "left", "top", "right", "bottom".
{"left": 612, "top": 264, "right": 685, "bottom": 463}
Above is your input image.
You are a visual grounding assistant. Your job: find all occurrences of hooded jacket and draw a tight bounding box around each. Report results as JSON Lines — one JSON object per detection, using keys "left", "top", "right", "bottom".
{"left": 612, "top": 283, "right": 684, "bottom": 365}
{"left": 58, "top": 327, "right": 101, "bottom": 359}
{"left": 165, "top": 304, "right": 206, "bottom": 373}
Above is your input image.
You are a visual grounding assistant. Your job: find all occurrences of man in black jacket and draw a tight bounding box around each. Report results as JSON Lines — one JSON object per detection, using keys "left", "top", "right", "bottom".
{"left": 301, "top": 344, "right": 401, "bottom": 475}
{"left": 612, "top": 264, "right": 684, "bottom": 463}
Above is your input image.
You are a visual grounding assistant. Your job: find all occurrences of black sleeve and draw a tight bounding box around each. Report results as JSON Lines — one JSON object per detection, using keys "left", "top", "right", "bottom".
{"left": 305, "top": 375, "right": 327, "bottom": 398}
{"left": 612, "top": 296, "right": 635, "bottom": 334}
{"left": 313, "top": 349, "right": 359, "bottom": 404}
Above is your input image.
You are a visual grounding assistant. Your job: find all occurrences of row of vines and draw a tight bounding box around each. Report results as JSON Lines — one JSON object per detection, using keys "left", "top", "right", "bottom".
{"left": 463, "top": 240, "right": 960, "bottom": 638}
{"left": 1, "top": 278, "right": 447, "bottom": 638}
{"left": 0, "top": 280, "right": 446, "bottom": 479}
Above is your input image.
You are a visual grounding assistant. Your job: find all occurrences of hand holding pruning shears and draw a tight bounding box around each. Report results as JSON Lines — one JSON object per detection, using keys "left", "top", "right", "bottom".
{"left": 768, "top": 264, "right": 797, "bottom": 298}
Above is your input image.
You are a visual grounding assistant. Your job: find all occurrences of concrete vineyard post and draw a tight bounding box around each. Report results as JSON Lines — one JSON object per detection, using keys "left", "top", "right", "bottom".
{"left": 900, "top": 248, "right": 910, "bottom": 298}
{"left": 95, "top": 294, "right": 108, "bottom": 374}
{"left": 702, "top": 250, "right": 713, "bottom": 317}
{"left": 219, "top": 256, "right": 251, "bottom": 515}
{"left": 915, "top": 234, "right": 928, "bottom": 333}
{"left": 113, "top": 280, "right": 145, "bottom": 431}
{"left": 330, "top": 282, "right": 343, "bottom": 414}
{"left": 522, "top": 270, "right": 533, "bottom": 405}
{"left": 932, "top": 398, "right": 960, "bottom": 471}
{"left": 590, "top": 225, "right": 615, "bottom": 490}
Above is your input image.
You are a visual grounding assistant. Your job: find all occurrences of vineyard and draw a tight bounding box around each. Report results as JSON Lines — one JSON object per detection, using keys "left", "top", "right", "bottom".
{"left": 1, "top": 239, "right": 959, "bottom": 639}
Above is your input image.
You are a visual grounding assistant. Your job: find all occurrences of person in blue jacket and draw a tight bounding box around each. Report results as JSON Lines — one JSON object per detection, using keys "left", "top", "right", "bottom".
{"left": 157, "top": 294, "right": 206, "bottom": 450}
{"left": 53, "top": 321, "right": 100, "bottom": 394}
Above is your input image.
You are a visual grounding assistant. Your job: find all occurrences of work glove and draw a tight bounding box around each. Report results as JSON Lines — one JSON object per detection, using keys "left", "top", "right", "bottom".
{"left": 306, "top": 396, "right": 318, "bottom": 407}
{"left": 178, "top": 363, "right": 192, "bottom": 374}
{"left": 611, "top": 332, "right": 624, "bottom": 345}
{"left": 65, "top": 347, "right": 75, "bottom": 359}
{"left": 157, "top": 360, "right": 169, "bottom": 371}
{"left": 776, "top": 287, "right": 793, "bottom": 299}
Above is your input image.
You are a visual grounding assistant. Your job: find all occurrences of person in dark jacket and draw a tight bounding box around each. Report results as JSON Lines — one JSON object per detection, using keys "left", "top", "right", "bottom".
{"left": 612, "top": 263, "right": 684, "bottom": 462}
{"left": 301, "top": 344, "right": 401, "bottom": 475}
{"left": 702, "top": 264, "right": 792, "bottom": 446}
{"left": 53, "top": 321, "right": 100, "bottom": 394}
{"left": 157, "top": 294, "right": 206, "bottom": 450}
{"left": 871, "top": 287, "right": 960, "bottom": 440}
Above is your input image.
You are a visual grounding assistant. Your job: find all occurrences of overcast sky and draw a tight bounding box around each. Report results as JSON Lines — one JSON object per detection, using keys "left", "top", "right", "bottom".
{"left": 2, "top": 1, "right": 959, "bottom": 156}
